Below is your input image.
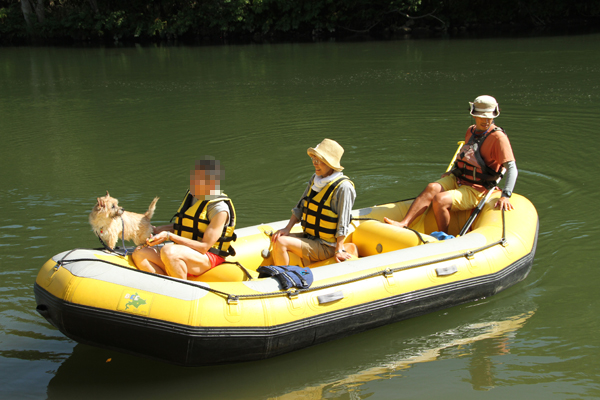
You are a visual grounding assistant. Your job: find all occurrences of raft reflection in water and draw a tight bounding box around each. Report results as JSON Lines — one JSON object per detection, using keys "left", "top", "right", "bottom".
{"left": 46, "top": 299, "right": 536, "bottom": 399}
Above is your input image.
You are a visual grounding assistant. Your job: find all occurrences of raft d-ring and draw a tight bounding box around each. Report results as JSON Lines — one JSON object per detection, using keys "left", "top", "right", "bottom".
{"left": 383, "top": 268, "right": 397, "bottom": 287}
{"left": 501, "top": 238, "right": 508, "bottom": 247}
{"left": 287, "top": 290, "right": 299, "bottom": 300}
{"left": 227, "top": 295, "right": 239, "bottom": 305}
{"left": 465, "top": 251, "right": 475, "bottom": 260}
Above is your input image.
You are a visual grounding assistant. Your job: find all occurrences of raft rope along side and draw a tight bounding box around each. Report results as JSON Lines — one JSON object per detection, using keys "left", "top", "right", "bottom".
{"left": 52, "top": 250, "right": 238, "bottom": 299}
{"left": 54, "top": 248, "right": 134, "bottom": 271}
{"left": 56, "top": 210, "right": 508, "bottom": 304}
{"left": 212, "top": 209, "right": 509, "bottom": 303}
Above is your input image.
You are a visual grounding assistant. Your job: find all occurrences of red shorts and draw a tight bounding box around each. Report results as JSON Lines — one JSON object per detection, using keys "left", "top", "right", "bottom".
{"left": 187, "top": 252, "right": 225, "bottom": 278}
{"left": 206, "top": 252, "right": 225, "bottom": 268}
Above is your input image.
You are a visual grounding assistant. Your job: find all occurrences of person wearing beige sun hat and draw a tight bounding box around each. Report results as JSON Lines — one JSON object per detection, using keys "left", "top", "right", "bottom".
{"left": 307, "top": 138, "right": 345, "bottom": 171}
{"left": 271, "top": 138, "right": 357, "bottom": 266}
{"left": 469, "top": 95, "right": 501, "bottom": 118}
{"left": 385, "top": 95, "right": 518, "bottom": 234}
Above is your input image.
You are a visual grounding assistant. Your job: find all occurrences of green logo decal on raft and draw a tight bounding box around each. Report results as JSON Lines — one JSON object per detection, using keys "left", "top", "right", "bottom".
{"left": 124, "top": 293, "right": 146, "bottom": 310}
{"left": 116, "top": 289, "right": 153, "bottom": 315}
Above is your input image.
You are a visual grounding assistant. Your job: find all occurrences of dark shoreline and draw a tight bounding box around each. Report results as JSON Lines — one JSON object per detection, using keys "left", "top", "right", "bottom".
{"left": 2, "top": 15, "right": 599, "bottom": 47}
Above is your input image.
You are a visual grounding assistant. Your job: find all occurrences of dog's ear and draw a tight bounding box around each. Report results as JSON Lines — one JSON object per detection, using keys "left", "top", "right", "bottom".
{"left": 105, "top": 190, "right": 110, "bottom": 197}
{"left": 97, "top": 198, "right": 104, "bottom": 208}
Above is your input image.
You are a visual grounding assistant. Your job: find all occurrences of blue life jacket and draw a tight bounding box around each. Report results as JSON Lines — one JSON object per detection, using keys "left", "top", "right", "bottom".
{"left": 257, "top": 265, "right": 314, "bottom": 290}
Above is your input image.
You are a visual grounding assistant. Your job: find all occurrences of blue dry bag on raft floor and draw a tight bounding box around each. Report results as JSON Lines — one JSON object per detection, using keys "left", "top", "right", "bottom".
{"left": 430, "top": 231, "right": 455, "bottom": 240}
{"left": 257, "top": 265, "right": 314, "bottom": 290}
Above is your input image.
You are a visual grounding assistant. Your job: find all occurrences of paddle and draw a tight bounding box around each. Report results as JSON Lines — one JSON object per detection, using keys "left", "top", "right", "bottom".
{"left": 458, "top": 167, "right": 506, "bottom": 237}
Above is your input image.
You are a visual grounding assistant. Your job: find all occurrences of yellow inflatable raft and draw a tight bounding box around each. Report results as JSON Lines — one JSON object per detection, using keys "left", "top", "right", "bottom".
{"left": 34, "top": 192, "right": 538, "bottom": 366}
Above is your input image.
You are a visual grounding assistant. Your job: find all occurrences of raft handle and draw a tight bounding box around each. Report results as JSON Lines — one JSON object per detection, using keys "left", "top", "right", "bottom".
{"left": 436, "top": 264, "right": 458, "bottom": 276}
{"left": 318, "top": 291, "right": 344, "bottom": 304}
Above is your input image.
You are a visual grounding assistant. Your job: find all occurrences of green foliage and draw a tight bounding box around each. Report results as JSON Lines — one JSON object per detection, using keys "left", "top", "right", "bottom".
{"left": 0, "top": 0, "right": 597, "bottom": 44}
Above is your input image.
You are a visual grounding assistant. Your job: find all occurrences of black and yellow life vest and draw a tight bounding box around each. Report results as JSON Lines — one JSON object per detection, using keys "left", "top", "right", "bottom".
{"left": 300, "top": 175, "right": 353, "bottom": 244}
{"left": 172, "top": 191, "right": 237, "bottom": 258}
{"left": 451, "top": 125, "right": 505, "bottom": 189}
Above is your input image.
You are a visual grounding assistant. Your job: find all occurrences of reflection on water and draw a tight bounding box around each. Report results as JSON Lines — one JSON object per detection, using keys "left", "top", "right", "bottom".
{"left": 45, "top": 296, "right": 536, "bottom": 400}
{"left": 276, "top": 312, "right": 534, "bottom": 398}
{"left": 2, "top": 34, "right": 600, "bottom": 399}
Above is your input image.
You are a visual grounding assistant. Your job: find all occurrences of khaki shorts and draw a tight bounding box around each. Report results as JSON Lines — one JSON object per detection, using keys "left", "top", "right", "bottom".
{"left": 436, "top": 175, "right": 486, "bottom": 211}
{"left": 289, "top": 233, "right": 336, "bottom": 263}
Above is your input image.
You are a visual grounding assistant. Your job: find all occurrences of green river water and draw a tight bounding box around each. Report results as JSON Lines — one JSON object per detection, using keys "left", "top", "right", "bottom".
{"left": 1, "top": 33, "right": 599, "bottom": 399}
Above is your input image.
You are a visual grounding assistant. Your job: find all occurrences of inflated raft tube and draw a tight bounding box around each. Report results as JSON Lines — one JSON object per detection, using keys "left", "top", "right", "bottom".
{"left": 34, "top": 193, "right": 538, "bottom": 366}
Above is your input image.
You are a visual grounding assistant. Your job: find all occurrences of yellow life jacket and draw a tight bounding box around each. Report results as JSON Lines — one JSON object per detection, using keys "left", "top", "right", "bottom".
{"left": 301, "top": 175, "right": 352, "bottom": 243}
{"left": 172, "top": 191, "right": 237, "bottom": 257}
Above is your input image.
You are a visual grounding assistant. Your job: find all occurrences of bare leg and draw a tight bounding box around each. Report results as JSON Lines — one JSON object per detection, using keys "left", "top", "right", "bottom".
{"left": 272, "top": 235, "right": 304, "bottom": 266}
{"left": 132, "top": 246, "right": 167, "bottom": 275}
{"left": 431, "top": 191, "right": 453, "bottom": 233}
{"left": 385, "top": 182, "right": 444, "bottom": 228}
{"left": 160, "top": 244, "right": 212, "bottom": 279}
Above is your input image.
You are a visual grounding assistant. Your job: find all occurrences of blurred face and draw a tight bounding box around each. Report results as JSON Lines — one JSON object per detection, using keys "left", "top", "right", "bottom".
{"left": 190, "top": 169, "right": 220, "bottom": 197}
{"left": 474, "top": 117, "right": 494, "bottom": 131}
{"left": 311, "top": 156, "right": 334, "bottom": 178}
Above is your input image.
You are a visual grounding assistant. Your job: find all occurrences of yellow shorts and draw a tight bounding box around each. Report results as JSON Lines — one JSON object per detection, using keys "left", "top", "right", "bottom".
{"left": 436, "top": 175, "right": 485, "bottom": 211}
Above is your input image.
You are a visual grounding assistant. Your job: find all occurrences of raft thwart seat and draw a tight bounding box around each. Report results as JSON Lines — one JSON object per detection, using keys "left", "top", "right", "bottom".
{"left": 352, "top": 220, "right": 438, "bottom": 257}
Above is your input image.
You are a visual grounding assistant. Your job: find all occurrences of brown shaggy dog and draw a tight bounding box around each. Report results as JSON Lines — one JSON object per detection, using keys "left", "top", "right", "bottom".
{"left": 89, "top": 191, "right": 159, "bottom": 250}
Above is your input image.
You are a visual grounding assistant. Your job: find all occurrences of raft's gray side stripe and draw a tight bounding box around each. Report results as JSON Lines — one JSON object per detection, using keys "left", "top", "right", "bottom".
{"left": 52, "top": 249, "right": 210, "bottom": 301}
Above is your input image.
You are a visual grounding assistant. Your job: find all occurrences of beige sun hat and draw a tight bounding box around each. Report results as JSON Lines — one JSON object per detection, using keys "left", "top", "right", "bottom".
{"left": 469, "top": 95, "right": 500, "bottom": 118}
{"left": 307, "top": 138, "right": 344, "bottom": 172}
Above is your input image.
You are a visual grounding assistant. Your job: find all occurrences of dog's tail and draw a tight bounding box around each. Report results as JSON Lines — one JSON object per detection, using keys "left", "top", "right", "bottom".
{"left": 145, "top": 197, "right": 159, "bottom": 219}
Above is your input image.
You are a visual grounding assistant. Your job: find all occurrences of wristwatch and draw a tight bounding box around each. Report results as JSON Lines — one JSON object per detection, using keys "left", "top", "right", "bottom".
{"left": 501, "top": 189, "right": 512, "bottom": 198}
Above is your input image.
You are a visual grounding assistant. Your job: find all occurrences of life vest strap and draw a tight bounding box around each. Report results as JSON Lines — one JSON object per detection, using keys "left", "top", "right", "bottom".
{"left": 301, "top": 176, "right": 349, "bottom": 239}
{"left": 451, "top": 126, "right": 505, "bottom": 188}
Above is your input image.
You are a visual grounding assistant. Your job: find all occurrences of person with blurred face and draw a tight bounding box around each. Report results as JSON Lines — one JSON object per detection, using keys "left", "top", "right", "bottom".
{"left": 132, "top": 157, "right": 236, "bottom": 279}
{"left": 271, "top": 139, "right": 357, "bottom": 266}
{"left": 385, "top": 95, "right": 518, "bottom": 233}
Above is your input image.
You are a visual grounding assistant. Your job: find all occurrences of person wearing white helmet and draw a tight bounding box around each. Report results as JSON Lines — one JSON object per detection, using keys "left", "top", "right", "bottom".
{"left": 385, "top": 95, "right": 518, "bottom": 234}
{"left": 271, "top": 138, "right": 357, "bottom": 266}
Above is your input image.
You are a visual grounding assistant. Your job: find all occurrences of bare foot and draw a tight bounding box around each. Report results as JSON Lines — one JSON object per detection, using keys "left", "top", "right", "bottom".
{"left": 384, "top": 217, "right": 407, "bottom": 228}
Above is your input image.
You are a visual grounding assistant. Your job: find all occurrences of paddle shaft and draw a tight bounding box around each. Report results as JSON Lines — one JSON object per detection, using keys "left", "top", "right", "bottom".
{"left": 446, "top": 141, "right": 465, "bottom": 173}
{"left": 458, "top": 167, "right": 506, "bottom": 236}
